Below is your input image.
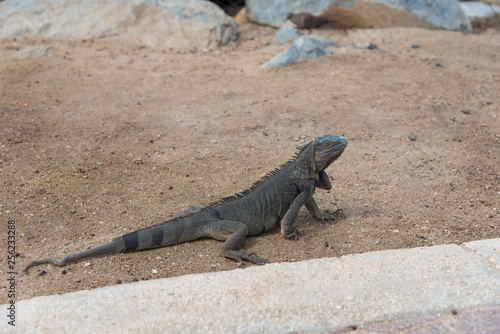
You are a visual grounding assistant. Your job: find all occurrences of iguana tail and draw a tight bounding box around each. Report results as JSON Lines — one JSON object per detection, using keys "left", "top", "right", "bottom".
{"left": 22, "top": 242, "right": 116, "bottom": 272}
{"left": 23, "top": 217, "right": 205, "bottom": 272}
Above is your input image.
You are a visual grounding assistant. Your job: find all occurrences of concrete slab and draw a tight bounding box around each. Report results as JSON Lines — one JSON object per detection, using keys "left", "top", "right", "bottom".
{"left": 3, "top": 238, "right": 500, "bottom": 333}
{"left": 318, "top": 306, "right": 500, "bottom": 333}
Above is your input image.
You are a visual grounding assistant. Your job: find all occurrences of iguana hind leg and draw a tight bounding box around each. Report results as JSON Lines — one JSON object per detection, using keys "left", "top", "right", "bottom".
{"left": 207, "top": 220, "right": 269, "bottom": 264}
{"left": 174, "top": 205, "right": 205, "bottom": 218}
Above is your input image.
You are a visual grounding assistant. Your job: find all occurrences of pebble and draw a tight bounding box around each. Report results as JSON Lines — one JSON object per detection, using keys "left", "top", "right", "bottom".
{"left": 411, "top": 44, "right": 420, "bottom": 48}
{"left": 461, "top": 109, "right": 472, "bottom": 115}
{"left": 408, "top": 132, "right": 417, "bottom": 141}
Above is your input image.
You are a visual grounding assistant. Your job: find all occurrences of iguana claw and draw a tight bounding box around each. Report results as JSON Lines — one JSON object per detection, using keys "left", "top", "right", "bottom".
{"left": 282, "top": 226, "right": 300, "bottom": 240}
{"left": 317, "top": 208, "right": 345, "bottom": 222}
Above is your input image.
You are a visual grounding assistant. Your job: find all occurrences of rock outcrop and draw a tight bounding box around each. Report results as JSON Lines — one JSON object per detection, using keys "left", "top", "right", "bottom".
{"left": 246, "top": 0, "right": 472, "bottom": 33}
{"left": 460, "top": 1, "right": 500, "bottom": 26}
{"left": 0, "top": 0, "right": 239, "bottom": 49}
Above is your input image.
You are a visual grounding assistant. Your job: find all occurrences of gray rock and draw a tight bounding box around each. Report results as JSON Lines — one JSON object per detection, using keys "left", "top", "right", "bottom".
{"left": 0, "top": 0, "right": 239, "bottom": 49}
{"left": 460, "top": 1, "right": 500, "bottom": 23}
{"left": 247, "top": 0, "right": 331, "bottom": 27}
{"left": 246, "top": 0, "right": 472, "bottom": 33}
{"left": 272, "top": 26, "right": 303, "bottom": 44}
{"left": 265, "top": 35, "right": 332, "bottom": 68}
{"left": 308, "top": 34, "right": 338, "bottom": 48}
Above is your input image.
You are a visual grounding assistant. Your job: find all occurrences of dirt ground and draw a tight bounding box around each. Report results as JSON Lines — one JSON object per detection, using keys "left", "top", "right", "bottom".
{"left": 1, "top": 25, "right": 499, "bottom": 302}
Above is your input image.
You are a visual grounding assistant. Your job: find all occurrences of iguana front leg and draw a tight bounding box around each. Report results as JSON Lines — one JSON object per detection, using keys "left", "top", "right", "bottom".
{"left": 306, "top": 171, "right": 344, "bottom": 221}
{"left": 305, "top": 197, "right": 344, "bottom": 221}
{"left": 280, "top": 186, "right": 315, "bottom": 240}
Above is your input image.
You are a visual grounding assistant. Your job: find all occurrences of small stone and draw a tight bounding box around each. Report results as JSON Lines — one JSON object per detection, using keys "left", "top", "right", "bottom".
{"left": 461, "top": 109, "right": 472, "bottom": 115}
{"left": 61, "top": 269, "right": 67, "bottom": 275}
{"left": 451, "top": 309, "right": 458, "bottom": 315}
{"left": 324, "top": 241, "right": 329, "bottom": 247}
{"left": 434, "top": 63, "right": 443, "bottom": 68}
{"left": 411, "top": 44, "right": 420, "bottom": 48}
{"left": 116, "top": 279, "right": 122, "bottom": 284}
{"left": 408, "top": 132, "right": 417, "bottom": 141}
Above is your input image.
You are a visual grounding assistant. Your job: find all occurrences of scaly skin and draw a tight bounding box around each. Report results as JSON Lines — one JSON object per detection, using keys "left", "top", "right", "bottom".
{"left": 23, "top": 135, "right": 347, "bottom": 272}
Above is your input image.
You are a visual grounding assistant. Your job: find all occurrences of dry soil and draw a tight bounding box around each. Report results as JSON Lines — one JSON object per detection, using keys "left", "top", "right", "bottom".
{"left": 1, "top": 25, "right": 499, "bottom": 301}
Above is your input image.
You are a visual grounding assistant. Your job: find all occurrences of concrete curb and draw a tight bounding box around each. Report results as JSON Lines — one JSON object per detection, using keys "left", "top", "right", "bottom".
{"left": 4, "top": 239, "right": 500, "bottom": 333}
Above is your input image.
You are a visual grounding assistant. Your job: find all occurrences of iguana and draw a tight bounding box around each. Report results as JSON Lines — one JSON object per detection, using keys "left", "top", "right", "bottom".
{"left": 23, "top": 134, "right": 347, "bottom": 272}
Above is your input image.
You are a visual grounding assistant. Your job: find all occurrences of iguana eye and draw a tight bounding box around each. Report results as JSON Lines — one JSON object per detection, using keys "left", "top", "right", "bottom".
{"left": 323, "top": 141, "right": 332, "bottom": 148}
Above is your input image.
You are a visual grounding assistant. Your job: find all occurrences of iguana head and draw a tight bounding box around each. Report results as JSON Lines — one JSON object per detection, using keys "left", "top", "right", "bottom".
{"left": 313, "top": 135, "right": 347, "bottom": 171}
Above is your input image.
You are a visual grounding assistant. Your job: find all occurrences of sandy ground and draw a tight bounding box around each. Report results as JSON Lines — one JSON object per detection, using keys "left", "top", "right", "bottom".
{"left": 1, "top": 25, "right": 499, "bottom": 301}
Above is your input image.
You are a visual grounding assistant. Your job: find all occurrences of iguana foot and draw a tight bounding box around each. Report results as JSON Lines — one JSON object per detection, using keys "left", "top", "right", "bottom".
{"left": 315, "top": 208, "right": 345, "bottom": 222}
{"left": 282, "top": 226, "right": 300, "bottom": 240}
{"left": 223, "top": 250, "right": 269, "bottom": 265}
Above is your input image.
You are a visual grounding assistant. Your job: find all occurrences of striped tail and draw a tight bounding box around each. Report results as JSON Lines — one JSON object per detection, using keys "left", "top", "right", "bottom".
{"left": 114, "top": 217, "right": 205, "bottom": 252}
